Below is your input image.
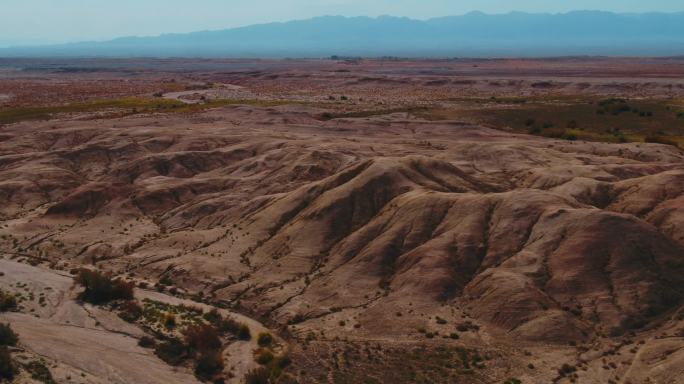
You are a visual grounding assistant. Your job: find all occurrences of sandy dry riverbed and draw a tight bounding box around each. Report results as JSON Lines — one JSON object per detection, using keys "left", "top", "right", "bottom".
{"left": 0, "top": 257, "right": 276, "bottom": 383}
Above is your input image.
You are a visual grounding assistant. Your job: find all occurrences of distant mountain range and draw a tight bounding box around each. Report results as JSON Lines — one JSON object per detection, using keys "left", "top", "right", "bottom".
{"left": 3, "top": 11, "right": 684, "bottom": 58}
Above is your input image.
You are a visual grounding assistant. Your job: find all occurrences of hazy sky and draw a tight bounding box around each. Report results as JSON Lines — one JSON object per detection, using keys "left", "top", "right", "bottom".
{"left": 1, "top": 0, "right": 683, "bottom": 47}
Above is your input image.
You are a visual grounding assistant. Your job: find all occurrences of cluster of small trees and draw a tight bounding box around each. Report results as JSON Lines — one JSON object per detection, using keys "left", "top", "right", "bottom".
{"left": 185, "top": 324, "right": 225, "bottom": 381}
{"left": 155, "top": 322, "right": 229, "bottom": 381}
{"left": 153, "top": 308, "right": 253, "bottom": 382}
{"left": 74, "top": 269, "right": 134, "bottom": 304}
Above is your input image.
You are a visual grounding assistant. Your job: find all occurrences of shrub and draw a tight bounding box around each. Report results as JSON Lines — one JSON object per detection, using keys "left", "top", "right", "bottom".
{"left": 154, "top": 338, "right": 189, "bottom": 366}
{"left": 184, "top": 324, "right": 222, "bottom": 354}
{"left": 0, "top": 346, "right": 16, "bottom": 381}
{"left": 321, "top": 112, "right": 334, "bottom": 120}
{"left": 194, "top": 351, "right": 224, "bottom": 381}
{"left": 255, "top": 350, "right": 274, "bottom": 365}
{"left": 504, "top": 379, "right": 521, "bottom": 384}
{"left": 164, "top": 314, "right": 176, "bottom": 329}
{"left": 138, "top": 336, "right": 156, "bottom": 348}
{"left": 257, "top": 333, "right": 273, "bottom": 348}
{"left": 75, "top": 269, "right": 134, "bottom": 304}
{"left": 25, "top": 360, "right": 56, "bottom": 384}
{"left": 269, "top": 354, "right": 291, "bottom": 377}
{"left": 0, "top": 323, "right": 18, "bottom": 347}
{"left": 203, "top": 308, "right": 223, "bottom": 325}
{"left": 288, "top": 314, "right": 305, "bottom": 325}
{"left": 0, "top": 291, "right": 17, "bottom": 312}
{"left": 645, "top": 135, "right": 680, "bottom": 148}
{"left": 245, "top": 367, "right": 270, "bottom": 384}
{"left": 558, "top": 363, "right": 576, "bottom": 376}
{"left": 237, "top": 324, "right": 251, "bottom": 341}
{"left": 218, "top": 317, "right": 240, "bottom": 335}
{"left": 456, "top": 321, "right": 479, "bottom": 332}
{"left": 118, "top": 301, "right": 142, "bottom": 323}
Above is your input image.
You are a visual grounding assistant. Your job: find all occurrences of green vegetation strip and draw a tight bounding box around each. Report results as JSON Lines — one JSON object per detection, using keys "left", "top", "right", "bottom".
{"left": 0, "top": 97, "right": 303, "bottom": 125}
{"left": 460, "top": 97, "right": 684, "bottom": 148}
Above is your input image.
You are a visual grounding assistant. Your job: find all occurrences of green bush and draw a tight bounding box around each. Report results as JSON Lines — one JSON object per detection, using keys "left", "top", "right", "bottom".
{"left": 75, "top": 269, "right": 134, "bottom": 304}
{"left": 0, "top": 323, "right": 18, "bottom": 347}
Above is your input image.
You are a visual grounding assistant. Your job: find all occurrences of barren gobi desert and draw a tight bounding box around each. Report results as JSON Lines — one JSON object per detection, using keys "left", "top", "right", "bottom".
{"left": 1, "top": 4, "right": 684, "bottom": 384}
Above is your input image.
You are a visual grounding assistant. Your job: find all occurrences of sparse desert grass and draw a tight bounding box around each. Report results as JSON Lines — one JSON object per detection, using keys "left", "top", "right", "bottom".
{"left": 141, "top": 299, "right": 203, "bottom": 331}
{"left": 0, "top": 97, "right": 185, "bottom": 125}
{"left": 295, "top": 342, "right": 490, "bottom": 384}
{"left": 0, "top": 97, "right": 300, "bottom": 126}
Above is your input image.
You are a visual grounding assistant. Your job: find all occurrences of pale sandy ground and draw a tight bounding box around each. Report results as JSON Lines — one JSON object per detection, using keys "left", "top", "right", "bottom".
{"left": 0, "top": 257, "right": 275, "bottom": 384}
{"left": 162, "top": 84, "right": 253, "bottom": 104}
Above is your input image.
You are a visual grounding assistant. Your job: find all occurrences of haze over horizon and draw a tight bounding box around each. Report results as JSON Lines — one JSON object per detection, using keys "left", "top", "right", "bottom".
{"left": 1, "top": 0, "right": 683, "bottom": 48}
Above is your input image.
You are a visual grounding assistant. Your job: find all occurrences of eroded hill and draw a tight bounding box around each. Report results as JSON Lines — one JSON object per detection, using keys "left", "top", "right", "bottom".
{"left": 1, "top": 99, "right": 683, "bottom": 383}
